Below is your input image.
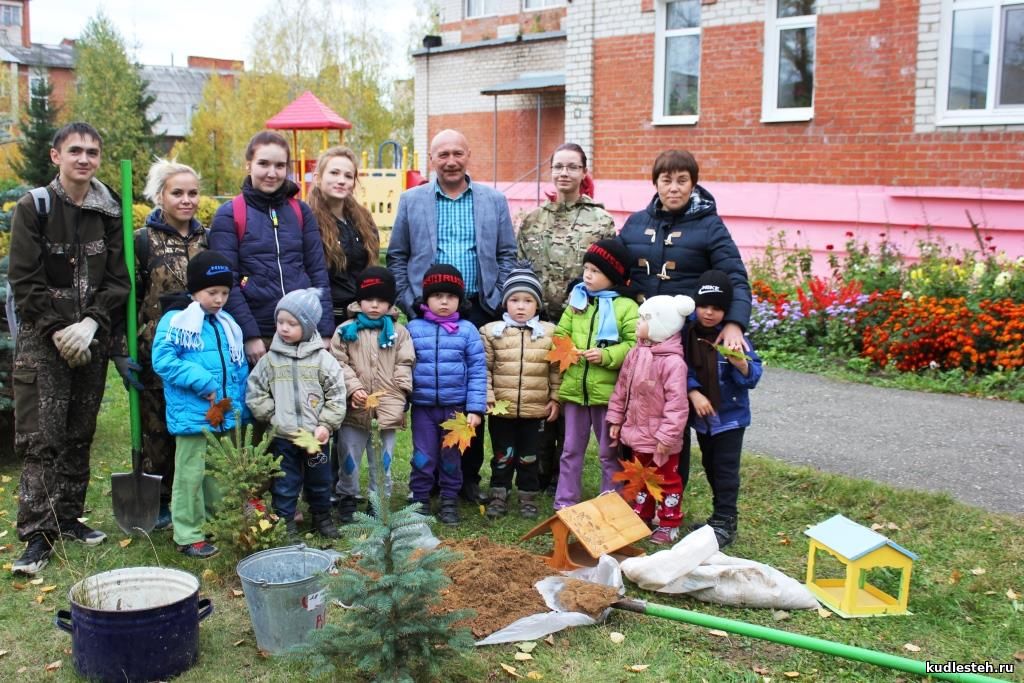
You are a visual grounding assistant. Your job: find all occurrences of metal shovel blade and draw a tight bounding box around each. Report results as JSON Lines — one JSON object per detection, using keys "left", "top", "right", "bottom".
{"left": 112, "top": 448, "right": 162, "bottom": 535}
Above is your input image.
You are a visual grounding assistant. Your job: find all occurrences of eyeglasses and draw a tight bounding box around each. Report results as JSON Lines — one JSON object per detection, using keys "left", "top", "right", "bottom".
{"left": 551, "top": 163, "right": 584, "bottom": 173}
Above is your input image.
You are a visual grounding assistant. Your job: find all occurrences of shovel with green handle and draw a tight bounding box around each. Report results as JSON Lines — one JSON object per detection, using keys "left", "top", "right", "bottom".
{"left": 111, "top": 159, "right": 162, "bottom": 535}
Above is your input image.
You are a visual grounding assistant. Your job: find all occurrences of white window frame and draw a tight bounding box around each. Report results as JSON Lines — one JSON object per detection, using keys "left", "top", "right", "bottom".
{"left": 0, "top": 4, "right": 22, "bottom": 27}
{"left": 465, "top": 0, "right": 498, "bottom": 19}
{"left": 29, "top": 73, "right": 49, "bottom": 105}
{"left": 523, "top": 0, "right": 564, "bottom": 10}
{"left": 652, "top": 0, "right": 701, "bottom": 126}
{"left": 936, "top": 0, "right": 1024, "bottom": 126}
{"left": 762, "top": 0, "right": 817, "bottom": 123}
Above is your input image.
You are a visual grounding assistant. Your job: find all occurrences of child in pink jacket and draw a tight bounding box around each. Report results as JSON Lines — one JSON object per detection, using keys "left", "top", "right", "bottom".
{"left": 607, "top": 294, "right": 694, "bottom": 544}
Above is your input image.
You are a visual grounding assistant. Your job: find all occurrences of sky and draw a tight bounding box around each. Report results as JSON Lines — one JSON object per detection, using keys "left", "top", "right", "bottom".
{"left": 29, "top": 0, "right": 418, "bottom": 78}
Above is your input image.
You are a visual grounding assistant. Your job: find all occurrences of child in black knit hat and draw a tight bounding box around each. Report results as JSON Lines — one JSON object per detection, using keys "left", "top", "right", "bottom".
{"left": 330, "top": 267, "right": 415, "bottom": 523}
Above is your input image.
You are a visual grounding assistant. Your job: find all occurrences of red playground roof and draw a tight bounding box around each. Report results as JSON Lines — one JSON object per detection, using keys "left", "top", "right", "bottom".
{"left": 265, "top": 91, "right": 352, "bottom": 130}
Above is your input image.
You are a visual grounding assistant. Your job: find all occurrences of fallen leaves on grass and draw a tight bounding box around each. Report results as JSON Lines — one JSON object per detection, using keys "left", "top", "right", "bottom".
{"left": 40, "top": 585, "right": 56, "bottom": 593}
{"left": 500, "top": 662, "right": 522, "bottom": 678}
{"left": 609, "top": 632, "right": 625, "bottom": 644}
{"left": 612, "top": 458, "right": 667, "bottom": 503}
{"left": 1007, "top": 588, "right": 1020, "bottom": 600}
{"left": 970, "top": 567, "right": 986, "bottom": 576}
{"left": 514, "top": 652, "right": 533, "bottom": 661}
{"left": 119, "top": 538, "right": 132, "bottom": 548}
{"left": 948, "top": 569, "right": 963, "bottom": 585}
{"left": 440, "top": 412, "right": 476, "bottom": 454}
{"left": 547, "top": 336, "right": 580, "bottom": 372}
{"left": 1013, "top": 651, "right": 1024, "bottom": 662}
{"left": 708, "top": 629, "right": 729, "bottom": 637}
{"left": 783, "top": 672, "right": 800, "bottom": 679}
{"left": 625, "top": 664, "right": 650, "bottom": 672}
{"left": 231, "top": 589, "right": 244, "bottom": 598}
{"left": 771, "top": 610, "right": 790, "bottom": 622}
{"left": 44, "top": 660, "right": 61, "bottom": 672}
{"left": 526, "top": 673, "right": 543, "bottom": 680}
{"left": 233, "top": 639, "right": 245, "bottom": 647}
{"left": 516, "top": 642, "right": 537, "bottom": 653}
{"left": 816, "top": 607, "right": 832, "bottom": 618}
{"left": 29, "top": 577, "right": 43, "bottom": 585}
{"left": 903, "top": 643, "right": 921, "bottom": 653}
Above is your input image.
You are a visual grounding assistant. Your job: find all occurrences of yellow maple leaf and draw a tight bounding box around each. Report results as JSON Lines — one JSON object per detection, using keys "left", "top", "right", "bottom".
{"left": 489, "top": 399, "right": 511, "bottom": 416}
{"left": 546, "top": 336, "right": 580, "bottom": 373}
{"left": 612, "top": 458, "right": 668, "bottom": 503}
{"left": 440, "top": 412, "right": 476, "bottom": 454}
{"left": 364, "top": 390, "right": 384, "bottom": 410}
{"left": 291, "top": 429, "right": 323, "bottom": 454}
{"left": 258, "top": 519, "right": 272, "bottom": 531}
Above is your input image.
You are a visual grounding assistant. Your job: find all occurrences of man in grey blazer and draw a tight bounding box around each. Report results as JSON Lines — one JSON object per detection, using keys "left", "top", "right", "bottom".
{"left": 387, "top": 128, "right": 516, "bottom": 503}
{"left": 387, "top": 129, "right": 516, "bottom": 326}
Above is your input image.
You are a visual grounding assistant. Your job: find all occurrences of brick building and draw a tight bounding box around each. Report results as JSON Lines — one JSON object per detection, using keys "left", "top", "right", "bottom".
{"left": 413, "top": 0, "right": 1024, "bottom": 264}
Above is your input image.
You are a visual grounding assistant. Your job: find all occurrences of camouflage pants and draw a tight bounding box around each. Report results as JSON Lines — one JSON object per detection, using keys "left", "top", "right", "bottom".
{"left": 139, "top": 364, "right": 175, "bottom": 502}
{"left": 13, "top": 327, "right": 108, "bottom": 541}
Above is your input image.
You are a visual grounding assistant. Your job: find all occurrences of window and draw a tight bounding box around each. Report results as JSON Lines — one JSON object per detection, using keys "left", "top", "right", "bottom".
{"left": 523, "top": 0, "right": 564, "bottom": 8}
{"left": 465, "top": 0, "right": 497, "bottom": 18}
{"left": 937, "top": 0, "right": 1024, "bottom": 125}
{"left": 762, "top": 0, "right": 816, "bottom": 122}
{"left": 29, "top": 74, "right": 49, "bottom": 106}
{"left": 653, "top": 0, "right": 701, "bottom": 124}
{"left": 0, "top": 4, "right": 22, "bottom": 26}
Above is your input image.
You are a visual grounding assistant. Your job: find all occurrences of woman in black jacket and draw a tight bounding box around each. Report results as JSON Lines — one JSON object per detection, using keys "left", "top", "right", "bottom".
{"left": 617, "top": 149, "right": 751, "bottom": 351}
{"left": 307, "top": 146, "right": 380, "bottom": 326}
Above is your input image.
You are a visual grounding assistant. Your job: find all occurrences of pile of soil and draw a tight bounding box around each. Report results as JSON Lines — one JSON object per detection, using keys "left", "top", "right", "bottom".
{"left": 439, "top": 537, "right": 557, "bottom": 637}
{"left": 557, "top": 578, "right": 621, "bottom": 617}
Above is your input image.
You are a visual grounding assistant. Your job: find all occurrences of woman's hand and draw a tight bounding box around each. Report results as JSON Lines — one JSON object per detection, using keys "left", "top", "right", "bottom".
{"left": 689, "top": 390, "right": 715, "bottom": 418}
{"left": 581, "top": 348, "right": 604, "bottom": 365}
{"left": 245, "top": 338, "right": 267, "bottom": 365}
{"left": 715, "top": 322, "right": 750, "bottom": 353}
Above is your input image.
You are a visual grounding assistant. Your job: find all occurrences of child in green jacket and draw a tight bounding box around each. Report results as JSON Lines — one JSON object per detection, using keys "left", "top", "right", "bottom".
{"left": 553, "top": 239, "right": 638, "bottom": 510}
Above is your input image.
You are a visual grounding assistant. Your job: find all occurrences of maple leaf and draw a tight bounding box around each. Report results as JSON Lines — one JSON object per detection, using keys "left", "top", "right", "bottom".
{"left": 363, "top": 391, "right": 384, "bottom": 410}
{"left": 612, "top": 458, "right": 669, "bottom": 503}
{"left": 698, "top": 338, "right": 753, "bottom": 362}
{"left": 291, "top": 429, "right": 323, "bottom": 454}
{"left": 489, "top": 399, "right": 511, "bottom": 416}
{"left": 440, "top": 412, "right": 476, "bottom": 454}
{"left": 547, "top": 336, "right": 580, "bottom": 372}
{"left": 205, "top": 397, "right": 233, "bottom": 428}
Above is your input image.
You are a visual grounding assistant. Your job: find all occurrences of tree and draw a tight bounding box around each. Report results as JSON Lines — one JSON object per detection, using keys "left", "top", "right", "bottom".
{"left": 70, "top": 11, "right": 159, "bottom": 196}
{"left": 11, "top": 72, "right": 59, "bottom": 188}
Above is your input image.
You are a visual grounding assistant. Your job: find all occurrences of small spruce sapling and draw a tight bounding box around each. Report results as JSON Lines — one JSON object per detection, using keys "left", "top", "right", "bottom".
{"left": 203, "top": 414, "right": 286, "bottom": 553}
{"left": 295, "top": 401, "right": 475, "bottom": 683}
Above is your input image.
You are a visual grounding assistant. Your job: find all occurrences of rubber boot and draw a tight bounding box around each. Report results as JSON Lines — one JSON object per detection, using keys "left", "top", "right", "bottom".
{"left": 313, "top": 512, "right": 341, "bottom": 539}
{"left": 437, "top": 497, "right": 460, "bottom": 526}
{"left": 485, "top": 487, "right": 508, "bottom": 519}
{"left": 284, "top": 517, "right": 300, "bottom": 540}
{"left": 708, "top": 514, "right": 738, "bottom": 549}
{"left": 334, "top": 495, "right": 357, "bottom": 525}
{"left": 518, "top": 490, "right": 539, "bottom": 519}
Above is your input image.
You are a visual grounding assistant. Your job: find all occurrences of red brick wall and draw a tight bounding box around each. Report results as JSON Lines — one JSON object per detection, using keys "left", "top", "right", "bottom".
{"left": 17, "top": 65, "right": 75, "bottom": 114}
{"left": 427, "top": 107, "right": 565, "bottom": 183}
{"left": 442, "top": 8, "right": 565, "bottom": 43}
{"left": 593, "top": 3, "right": 1024, "bottom": 189}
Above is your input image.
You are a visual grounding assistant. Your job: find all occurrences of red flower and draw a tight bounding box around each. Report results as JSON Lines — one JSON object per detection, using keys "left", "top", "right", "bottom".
{"left": 826, "top": 244, "right": 834, "bottom": 251}
{"left": 984, "top": 235, "right": 993, "bottom": 242}
{"left": 845, "top": 231, "right": 854, "bottom": 238}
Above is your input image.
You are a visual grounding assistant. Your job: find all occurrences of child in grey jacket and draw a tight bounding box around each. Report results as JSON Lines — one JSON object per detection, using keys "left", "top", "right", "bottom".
{"left": 246, "top": 288, "right": 347, "bottom": 539}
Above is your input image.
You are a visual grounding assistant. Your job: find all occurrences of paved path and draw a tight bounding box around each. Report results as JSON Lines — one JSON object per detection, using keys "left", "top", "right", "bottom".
{"left": 745, "top": 368, "right": 1024, "bottom": 515}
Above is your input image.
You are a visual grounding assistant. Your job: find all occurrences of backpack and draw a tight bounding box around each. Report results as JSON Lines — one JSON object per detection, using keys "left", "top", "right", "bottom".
{"left": 230, "top": 194, "right": 304, "bottom": 242}
{"left": 5, "top": 187, "right": 52, "bottom": 344}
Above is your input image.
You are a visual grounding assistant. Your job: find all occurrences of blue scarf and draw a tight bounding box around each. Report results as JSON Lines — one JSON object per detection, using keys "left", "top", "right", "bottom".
{"left": 568, "top": 283, "right": 621, "bottom": 343}
{"left": 339, "top": 312, "right": 396, "bottom": 348}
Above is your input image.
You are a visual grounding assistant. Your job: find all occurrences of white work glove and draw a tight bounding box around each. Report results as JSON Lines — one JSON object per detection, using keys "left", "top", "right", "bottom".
{"left": 55, "top": 317, "right": 99, "bottom": 358}
{"left": 66, "top": 346, "right": 93, "bottom": 368}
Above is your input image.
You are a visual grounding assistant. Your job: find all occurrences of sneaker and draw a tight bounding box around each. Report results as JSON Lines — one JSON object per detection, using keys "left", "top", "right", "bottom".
{"left": 649, "top": 526, "right": 679, "bottom": 545}
{"left": 177, "top": 541, "right": 219, "bottom": 559}
{"left": 12, "top": 534, "right": 53, "bottom": 575}
{"left": 153, "top": 504, "right": 172, "bottom": 531}
{"left": 437, "top": 498, "right": 460, "bottom": 526}
{"left": 708, "top": 515, "right": 738, "bottom": 550}
{"left": 485, "top": 487, "right": 508, "bottom": 519}
{"left": 61, "top": 521, "right": 107, "bottom": 546}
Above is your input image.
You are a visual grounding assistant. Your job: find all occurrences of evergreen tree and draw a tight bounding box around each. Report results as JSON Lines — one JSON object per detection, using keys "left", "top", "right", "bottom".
{"left": 295, "top": 417, "right": 474, "bottom": 683}
{"left": 11, "top": 73, "right": 59, "bottom": 188}
{"left": 70, "top": 11, "right": 159, "bottom": 196}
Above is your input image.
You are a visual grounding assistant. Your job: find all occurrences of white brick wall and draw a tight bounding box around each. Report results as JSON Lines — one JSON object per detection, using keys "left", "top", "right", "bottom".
{"left": 564, "top": 0, "right": 596, "bottom": 158}
{"left": 593, "top": 0, "right": 652, "bottom": 38}
{"left": 915, "top": 0, "right": 942, "bottom": 132}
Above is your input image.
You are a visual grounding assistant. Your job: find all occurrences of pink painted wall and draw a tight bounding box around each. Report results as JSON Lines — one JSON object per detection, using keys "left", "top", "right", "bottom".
{"left": 500, "top": 180, "right": 1024, "bottom": 277}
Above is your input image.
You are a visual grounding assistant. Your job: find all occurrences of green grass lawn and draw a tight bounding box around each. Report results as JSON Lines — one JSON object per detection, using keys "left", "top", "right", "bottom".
{"left": 1, "top": 370, "right": 1022, "bottom": 682}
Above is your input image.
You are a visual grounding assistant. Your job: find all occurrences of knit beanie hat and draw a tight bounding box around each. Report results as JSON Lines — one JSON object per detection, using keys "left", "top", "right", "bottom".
{"left": 355, "top": 266, "right": 397, "bottom": 305}
{"left": 583, "top": 239, "right": 632, "bottom": 286}
{"left": 186, "top": 250, "right": 233, "bottom": 294}
{"left": 694, "top": 270, "right": 733, "bottom": 310}
{"left": 501, "top": 261, "right": 543, "bottom": 308}
{"left": 639, "top": 295, "right": 695, "bottom": 343}
{"left": 275, "top": 287, "right": 323, "bottom": 341}
{"left": 422, "top": 264, "right": 465, "bottom": 303}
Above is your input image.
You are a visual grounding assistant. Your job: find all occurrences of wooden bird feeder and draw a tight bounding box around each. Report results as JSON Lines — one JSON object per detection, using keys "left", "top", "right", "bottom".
{"left": 521, "top": 493, "right": 650, "bottom": 571}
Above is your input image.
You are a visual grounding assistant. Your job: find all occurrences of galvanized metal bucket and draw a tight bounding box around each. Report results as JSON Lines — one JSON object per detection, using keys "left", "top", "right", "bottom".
{"left": 235, "top": 544, "right": 334, "bottom": 654}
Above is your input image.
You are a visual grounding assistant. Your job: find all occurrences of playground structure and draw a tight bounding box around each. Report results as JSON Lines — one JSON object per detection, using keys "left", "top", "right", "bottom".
{"left": 266, "top": 91, "right": 425, "bottom": 229}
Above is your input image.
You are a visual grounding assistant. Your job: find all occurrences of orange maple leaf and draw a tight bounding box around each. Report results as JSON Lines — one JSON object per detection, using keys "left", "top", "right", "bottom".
{"left": 205, "top": 397, "right": 233, "bottom": 428}
{"left": 547, "top": 336, "right": 580, "bottom": 373}
{"left": 440, "top": 411, "right": 476, "bottom": 455}
{"left": 612, "top": 458, "right": 669, "bottom": 503}
{"left": 363, "top": 390, "right": 384, "bottom": 410}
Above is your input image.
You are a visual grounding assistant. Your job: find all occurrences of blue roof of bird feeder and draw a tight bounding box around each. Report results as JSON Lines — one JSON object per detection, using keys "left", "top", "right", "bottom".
{"left": 804, "top": 514, "right": 918, "bottom": 561}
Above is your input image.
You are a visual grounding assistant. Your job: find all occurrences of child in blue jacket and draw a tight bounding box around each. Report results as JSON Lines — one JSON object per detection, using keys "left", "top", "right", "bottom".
{"left": 406, "top": 265, "right": 487, "bottom": 526}
{"left": 152, "top": 251, "right": 250, "bottom": 559}
{"left": 685, "top": 270, "right": 762, "bottom": 550}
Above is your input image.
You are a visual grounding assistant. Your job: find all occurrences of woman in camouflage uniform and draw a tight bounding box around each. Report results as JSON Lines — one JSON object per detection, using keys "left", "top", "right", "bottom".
{"left": 516, "top": 143, "right": 617, "bottom": 493}
{"left": 136, "top": 160, "right": 208, "bottom": 529}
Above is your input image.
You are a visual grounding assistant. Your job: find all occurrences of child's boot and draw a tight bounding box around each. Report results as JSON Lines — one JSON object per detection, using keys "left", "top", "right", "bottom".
{"left": 334, "top": 495, "right": 357, "bottom": 525}
{"left": 313, "top": 512, "right": 341, "bottom": 539}
{"left": 284, "top": 517, "right": 300, "bottom": 540}
{"left": 485, "top": 488, "right": 508, "bottom": 518}
{"left": 437, "top": 497, "right": 460, "bottom": 526}
{"left": 708, "top": 514, "right": 738, "bottom": 549}
{"left": 518, "top": 490, "right": 539, "bottom": 519}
